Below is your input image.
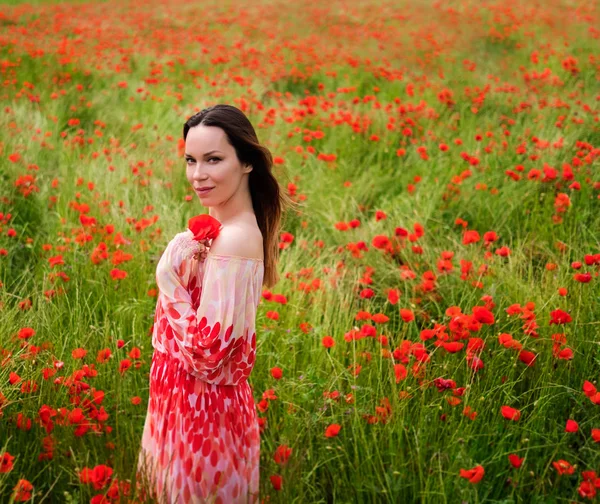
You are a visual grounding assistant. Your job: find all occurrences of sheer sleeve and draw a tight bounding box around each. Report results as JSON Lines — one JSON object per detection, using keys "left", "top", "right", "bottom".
{"left": 154, "top": 231, "right": 263, "bottom": 385}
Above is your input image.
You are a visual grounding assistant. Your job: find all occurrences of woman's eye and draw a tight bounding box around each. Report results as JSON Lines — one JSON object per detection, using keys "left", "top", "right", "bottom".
{"left": 185, "top": 158, "right": 220, "bottom": 165}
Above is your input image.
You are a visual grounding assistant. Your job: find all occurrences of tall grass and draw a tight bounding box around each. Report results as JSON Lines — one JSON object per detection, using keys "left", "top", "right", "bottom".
{"left": 0, "top": 0, "right": 599, "bottom": 502}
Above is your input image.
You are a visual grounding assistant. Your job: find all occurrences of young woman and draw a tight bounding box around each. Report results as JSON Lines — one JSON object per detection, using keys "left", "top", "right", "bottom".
{"left": 136, "top": 104, "right": 292, "bottom": 503}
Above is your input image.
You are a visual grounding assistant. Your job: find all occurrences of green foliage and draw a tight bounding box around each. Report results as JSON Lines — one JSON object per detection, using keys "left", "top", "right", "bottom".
{"left": 0, "top": 0, "right": 599, "bottom": 502}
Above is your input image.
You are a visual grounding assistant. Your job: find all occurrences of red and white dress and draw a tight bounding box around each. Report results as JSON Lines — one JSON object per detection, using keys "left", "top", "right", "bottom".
{"left": 137, "top": 230, "right": 264, "bottom": 503}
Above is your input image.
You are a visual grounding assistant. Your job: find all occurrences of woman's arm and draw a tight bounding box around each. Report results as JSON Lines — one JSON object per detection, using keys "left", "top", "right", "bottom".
{"left": 155, "top": 231, "right": 260, "bottom": 381}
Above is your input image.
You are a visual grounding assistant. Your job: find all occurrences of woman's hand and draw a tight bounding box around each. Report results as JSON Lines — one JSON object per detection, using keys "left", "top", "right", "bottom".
{"left": 173, "top": 230, "right": 209, "bottom": 262}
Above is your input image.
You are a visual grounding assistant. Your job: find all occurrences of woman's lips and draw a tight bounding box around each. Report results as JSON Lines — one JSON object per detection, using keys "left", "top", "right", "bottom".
{"left": 196, "top": 187, "right": 214, "bottom": 195}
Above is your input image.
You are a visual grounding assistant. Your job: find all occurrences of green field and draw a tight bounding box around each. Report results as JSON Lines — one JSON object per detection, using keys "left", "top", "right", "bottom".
{"left": 0, "top": 0, "right": 599, "bottom": 502}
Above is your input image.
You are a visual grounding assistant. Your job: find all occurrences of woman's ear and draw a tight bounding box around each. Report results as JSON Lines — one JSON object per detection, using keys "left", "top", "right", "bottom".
{"left": 243, "top": 163, "right": 253, "bottom": 174}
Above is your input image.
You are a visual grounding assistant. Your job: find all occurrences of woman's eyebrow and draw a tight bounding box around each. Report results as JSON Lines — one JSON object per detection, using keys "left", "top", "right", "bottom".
{"left": 184, "top": 150, "right": 222, "bottom": 158}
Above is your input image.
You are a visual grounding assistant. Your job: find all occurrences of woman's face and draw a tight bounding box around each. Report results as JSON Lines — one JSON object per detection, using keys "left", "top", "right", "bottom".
{"left": 184, "top": 125, "right": 252, "bottom": 207}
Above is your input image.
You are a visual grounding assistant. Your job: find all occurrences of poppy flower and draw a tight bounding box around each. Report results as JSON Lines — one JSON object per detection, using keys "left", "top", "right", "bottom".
{"left": 555, "top": 347, "right": 573, "bottom": 360}
{"left": 459, "top": 464, "right": 484, "bottom": 483}
{"left": 12, "top": 479, "right": 33, "bottom": 501}
{"left": 472, "top": 306, "right": 495, "bottom": 324}
{"left": 434, "top": 378, "right": 456, "bottom": 391}
{"left": 119, "top": 359, "right": 132, "bottom": 375}
{"left": 96, "top": 348, "right": 112, "bottom": 364}
{"left": 462, "top": 230, "right": 481, "bottom": 245}
{"left": 501, "top": 405, "right": 521, "bottom": 421}
{"left": 273, "top": 445, "right": 292, "bottom": 465}
{"left": 0, "top": 452, "right": 15, "bottom": 473}
{"left": 371, "top": 313, "right": 390, "bottom": 324}
{"left": 565, "top": 419, "right": 579, "bottom": 432}
{"left": 468, "top": 355, "right": 485, "bottom": 371}
{"left": 188, "top": 214, "right": 222, "bottom": 242}
{"left": 110, "top": 269, "right": 127, "bottom": 280}
{"left": 549, "top": 309, "right": 572, "bottom": 325}
{"left": 79, "top": 464, "right": 113, "bottom": 490}
{"left": 579, "top": 481, "right": 596, "bottom": 499}
{"left": 518, "top": 350, "right": 537, "bottom": 366}
{"left": 322, "top": 336, "right": 335, "bottom": 348}
{"left": 325, "top": 424, "right": 341, "bottom": 437}
{"left": 552, "top": 459, "right": 575, "bottom": 475}
{"left": 463, "top": 406, "right": 477, "bottom": 420}
{"left": 72, "top": 348, "right": 87, "bottom": 359}
{"left": 446, "top": 396, "right": 462, "bottom": 407}
{"left": 508, "top": 454, "right": 524, "bottom": 468}
{"left": 270, "top": 474, "right": 282, "bottom": 490}
{"left": 574, "top": 272, "right": 592, "bottom": 283}
{"left": 17, "top": 327, "right": 35, "bottom": 340}
{"left": 442, "top": 341, "right": 464, "bottom": 353}
{"left": 394, "top": 364, "right": 408, "bottom": 383}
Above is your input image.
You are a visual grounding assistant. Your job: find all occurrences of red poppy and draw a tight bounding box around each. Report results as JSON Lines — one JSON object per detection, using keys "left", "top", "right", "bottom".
{"left": 549, "top": 309, "right": 572, "bottom": 325}
{"left": 583, "top": 380, "right": 597, "bottom": 397}
{"left": 518, "top": 350, "right": 537, "bottom": 366}
{"left": 508, "top": 454, "right": 524, "bottom": 468}
{"left": 579, "top": 481, "right": 596, "bottom": 499}
{"left": 188, "top": 214, "right": 222, "bottom": 242}
{"left": 96, "top": 348, "right": 112, "bottom": 364}
{"left": 325, "top": 424, "right": 341, "bottom": 437}
{"left": 322, "top": 336, "right": 335, "bottom": 348}
{"left": 79, "top": 464, "right": 113, "bottom": 490}
{"left": 442, "top": 341, "right": 464, "bottom": 353}
{"left": 459, "top": 464, "right": 484, "bottom": 483}
{"left": 394, "top": 364, "right": 407, "bottom": 383}
{"left": 472, "top": 306, "right": 495, "bottom": 324}
{"left": 17, "top": 327, "right": 35, "bottom": 340}
{"left": 0, "top": 452, "right": 15, "bottom": 473}
{"left": 12, "top": 479, "right": 33, "bottom": 501}
{"left": 574, "top": 272, "right": 592, "bottom": 283}
{"left": 273, "top": 445, "right": 292, "bottom": 465}
{"left": 552, "top": 459, "right": 574, "bottom": 475}
{"left": 565, "top": 419, "right": 579, "bottom": 432}
{"left": 501, "top": 405, "right": 521, "bottom": 421}
{"left": 446, "top": 396, "right": 462, "bottom": 407}
{"left": 270, "top": 474, "right": 282, "bottom": 490}
{"left": 119, "top": 359, "right": 132, "bottom": 375}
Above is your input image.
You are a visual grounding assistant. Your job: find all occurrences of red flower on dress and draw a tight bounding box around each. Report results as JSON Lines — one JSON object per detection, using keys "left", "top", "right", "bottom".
{"left": 188, "top": 214, "right": 222, "bottom": 242}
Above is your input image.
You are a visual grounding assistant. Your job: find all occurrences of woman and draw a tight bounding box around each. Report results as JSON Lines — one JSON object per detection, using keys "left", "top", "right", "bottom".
{"left": 136, "top": 104, "right": 292, "bottom": 503}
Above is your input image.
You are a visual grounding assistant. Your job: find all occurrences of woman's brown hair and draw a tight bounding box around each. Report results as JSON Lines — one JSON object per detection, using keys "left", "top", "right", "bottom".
{"left": 183, "top": 104, "right": 297, "bottom": 288}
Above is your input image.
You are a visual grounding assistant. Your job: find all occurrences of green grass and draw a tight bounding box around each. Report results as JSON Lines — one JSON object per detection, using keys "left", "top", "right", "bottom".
{"left": 0, "top": 0, "right": 599, "bottom": 502}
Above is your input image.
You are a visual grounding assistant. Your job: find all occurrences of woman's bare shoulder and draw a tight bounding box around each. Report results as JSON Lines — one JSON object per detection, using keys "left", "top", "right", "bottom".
{"left": 210, "top": 222, "right": 264, "bottom": 260}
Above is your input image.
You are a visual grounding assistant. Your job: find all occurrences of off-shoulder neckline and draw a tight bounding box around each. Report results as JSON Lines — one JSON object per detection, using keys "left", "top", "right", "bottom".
{"left": 206, "top": 253, "right": 264, "bottom": 262}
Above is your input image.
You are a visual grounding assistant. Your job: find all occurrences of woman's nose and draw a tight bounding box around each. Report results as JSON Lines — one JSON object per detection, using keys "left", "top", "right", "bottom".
{"left": 192, "top": 162, "right": 208, "bottom": 177}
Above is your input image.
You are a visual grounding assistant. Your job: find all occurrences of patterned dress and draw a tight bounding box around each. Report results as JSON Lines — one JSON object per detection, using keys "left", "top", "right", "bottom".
{"left": 137, "top": 230, "right": 264, "bottom": 503}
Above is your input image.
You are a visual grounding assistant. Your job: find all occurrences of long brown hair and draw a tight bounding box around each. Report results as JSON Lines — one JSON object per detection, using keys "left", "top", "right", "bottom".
{"left": 183, "top": 104, "right": 297, "bottom": 288}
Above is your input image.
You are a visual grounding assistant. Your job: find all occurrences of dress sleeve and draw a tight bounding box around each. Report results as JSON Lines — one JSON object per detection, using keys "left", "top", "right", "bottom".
{"left": 155, "top": 231, "right": 262, "bottom": 382}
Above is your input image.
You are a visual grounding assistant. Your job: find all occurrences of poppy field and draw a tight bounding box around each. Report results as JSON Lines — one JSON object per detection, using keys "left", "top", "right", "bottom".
{"left": 0, "top": 0, "right": 599, "bottom": 502}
